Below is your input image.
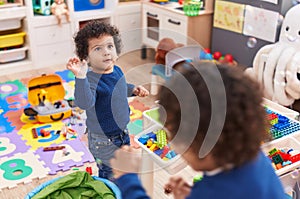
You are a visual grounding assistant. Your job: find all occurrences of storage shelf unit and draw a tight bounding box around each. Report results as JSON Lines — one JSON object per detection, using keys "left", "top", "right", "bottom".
{"left": 0, "top": 4, "right": 31, "bottom": 74}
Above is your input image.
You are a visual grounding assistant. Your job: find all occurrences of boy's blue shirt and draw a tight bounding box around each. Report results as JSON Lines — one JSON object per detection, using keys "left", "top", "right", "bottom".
{"left": 115, "top": 151, "right": 286, "bottom": 199}
{"left": 74, "top": 65, "right": 134, "bottom": 136}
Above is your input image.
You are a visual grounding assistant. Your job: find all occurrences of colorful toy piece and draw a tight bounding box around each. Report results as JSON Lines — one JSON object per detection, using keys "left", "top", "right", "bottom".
{"left": 33, "top": 0, "right": 52, "bottom": 15}
{"left": 137, "top": 129, "right": 177, "bottom": 161}
{"left": 265, "top": 107, "right": 300, "bottom": 139}
{"left": 156, "top": 129, "right": 167, "bottom": 149}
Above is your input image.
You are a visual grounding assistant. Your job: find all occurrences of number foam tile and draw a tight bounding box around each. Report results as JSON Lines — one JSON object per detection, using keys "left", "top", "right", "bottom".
{"left": 35, "top": 138, "right": 95, "bottom": 175}
{"left": 0, "top": 151, "right": 50, "bottom": 190}
{"left": 0, "top": 131, "right": 30, "bottom": 158}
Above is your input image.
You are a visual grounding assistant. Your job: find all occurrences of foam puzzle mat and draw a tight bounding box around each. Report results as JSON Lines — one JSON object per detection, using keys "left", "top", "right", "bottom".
{"left": 0, "top": 70, "right": 149, "bottom": 190}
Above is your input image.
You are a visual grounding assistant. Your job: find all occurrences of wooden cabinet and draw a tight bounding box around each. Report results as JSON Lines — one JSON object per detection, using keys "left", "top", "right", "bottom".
{"left": 33, "top": 23, "right": 73, "bottom": 68}
{"left": 142, "top": 1, "right": 214, "bottom": 49}
{"left": 25, "top": 0, "right": 74, "bottom": 70}
{"left": 113, "top": 2, "right": 142, "bottom": 54}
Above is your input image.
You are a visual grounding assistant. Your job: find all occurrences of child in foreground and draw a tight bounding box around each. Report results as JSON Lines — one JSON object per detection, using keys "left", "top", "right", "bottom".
{"left": 110, "top": 60, "right": 286, "bottom": 199}
{"left": 66, "top": 20, "right": 149, "bottom": 180}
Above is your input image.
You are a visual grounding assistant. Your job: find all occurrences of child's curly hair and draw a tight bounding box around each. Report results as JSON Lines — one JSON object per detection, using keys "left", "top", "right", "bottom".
{"left": 158, "top": 61, "right": 269, "bottom": 167}
{"left": 73, "top": 20, "right": 122, "bottom": 60}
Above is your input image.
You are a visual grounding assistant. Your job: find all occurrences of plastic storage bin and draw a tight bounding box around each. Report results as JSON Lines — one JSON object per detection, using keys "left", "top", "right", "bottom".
{"left": 279, "top": 170, "right": 300, "bottom": 199}
{"left": 134, "top": 123, "right": 187, "bottom": 174}
{"left": 0, "top": 31, "right": 26, "bottom": 48}
{"left": 0, "top": 17, "right": 24, "bottom": 31}
{"left": 143, "top": 107, "right": 161, "bottom": 129}
{"left": 0, "top": 46, "right": 27, "bottom": 63}
{"left": 261, "top": 135, "right": 300, "bottom": 176}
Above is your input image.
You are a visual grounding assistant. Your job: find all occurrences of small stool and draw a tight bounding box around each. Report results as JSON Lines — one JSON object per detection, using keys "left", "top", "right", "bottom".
{"left": 151, "top": 64, "right": 170, "bottom": 95}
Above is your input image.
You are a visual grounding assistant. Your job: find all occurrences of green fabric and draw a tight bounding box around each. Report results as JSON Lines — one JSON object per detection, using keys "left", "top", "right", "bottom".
{"left": 32, "top": 171, "right": 115, "bottom": 199}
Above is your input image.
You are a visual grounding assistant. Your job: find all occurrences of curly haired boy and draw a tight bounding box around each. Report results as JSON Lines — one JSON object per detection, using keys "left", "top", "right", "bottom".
{"left": 66, "top": 20, "right": 149, "bottom": 180}
{"left": 111, "top": 60, "right": 286, "bottom": 199}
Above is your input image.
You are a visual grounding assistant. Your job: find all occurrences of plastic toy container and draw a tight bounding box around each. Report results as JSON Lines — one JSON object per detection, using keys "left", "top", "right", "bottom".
{"left": 0, "top": 46, "right": 27, "bottom": 63}
{"left": 279, "top": 170, "right": 300, "bottom": 199}
{"left": 0, "top": 17, "right": 24, "bottom": 31}
{"left": 134, "top": 123, "right": 187, "bottom": 174}
{"left": 0, "top": 31, "right": 26, "bottom": 48}
{"left": 143, "top": 107, "right": 162, "bottom": 129}
{"left": 261, "top": 135, "right": 300, "bottom": 176}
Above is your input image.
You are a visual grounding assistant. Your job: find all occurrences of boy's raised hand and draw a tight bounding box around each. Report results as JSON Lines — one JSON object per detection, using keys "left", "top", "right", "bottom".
{"left": 133, "top": 85, "right": 149, "bottom": 97}
{"left": 110, "top": 145, "right": 142, "bottom": 179}
{"left": 66, "top": 57, "right": 88, "bottom": 79}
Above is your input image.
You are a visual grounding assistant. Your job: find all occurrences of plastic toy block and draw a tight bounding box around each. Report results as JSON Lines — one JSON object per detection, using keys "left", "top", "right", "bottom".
{"left": 272, "top": 154, "right": 284, "bottom": 164}
{"left": 273, "top": 123, "right": 290, "bottom": 130}
{"left": 291, "top": 154, "right": 300, "bottom": 163}
{"left": 169, "top": 150, "right": 176, "bottom": 158}
{"left": 268, "top": 148, "right": 278, "bottom": 156}
{"left": 40, "top": 129, "right": 50, "bottom": 137}
{"left": 149, "top": 143, "right": 158, "bottom": 151}
{"left": 267, "top": 113, "right": 278, "bottom": 120}
{"left": 165, "top": 153, "right": 172, "bottom": 159}
{"left": 146, "top": 139, "right": 153, "bottom": 148}
{"left": 270, "top": 118, "right": 278, "bottom": 125}
{"left": 193, "top": 174, "right": 203, "bottom": 183}
{"left": 278, "top": 115, "right": 289, "bottom": 123}
{"left": 154, "top": 148, "right": 164, "bottom": 156}
{"left": 85, "top": 166, "right": 92, "bottom": 175}
{"left": 147, "top": 132, "right": 157, "bottom": 140}
{"left": 275, "top": 163, "right": 283, "bottom": 170}
{"left": 156, "top": 129, "right": 167, "bottom": 149}
{"left": 31, "top": 128, "right": 38, "bottom": 139}
{"left": 160, "top": 146, "right": 170, "bottom": 158}
{"left": 43, "top": 146, "right": 66, "bottom": 151}
{"left": 282, "top": 161, "right": 292, "bottom": 167}
{"left": 138, "top": 137, "right": 148, "bottom": 145}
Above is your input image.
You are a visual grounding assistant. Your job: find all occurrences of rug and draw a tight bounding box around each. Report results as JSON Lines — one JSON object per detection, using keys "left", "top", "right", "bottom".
{"left": 0, "top": 70, "right": 149, "bottom": 190}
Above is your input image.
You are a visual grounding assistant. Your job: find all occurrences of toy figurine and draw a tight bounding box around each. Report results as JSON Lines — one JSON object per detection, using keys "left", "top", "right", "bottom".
{"left": 155, "top": 38, "right": 183, "bottom": 65}
{"left": 51, "top": 0, "right": 70, "bottom": 26}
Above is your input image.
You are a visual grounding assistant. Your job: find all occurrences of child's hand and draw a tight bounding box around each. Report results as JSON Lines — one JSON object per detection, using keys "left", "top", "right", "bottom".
{"left": 110, "top": 145, "right": 141, "bottom": 179}
{"left": 66, "top": 57, "right": 88, "bottom": 79}
{"left": 164, "top": 176, "right": 192, "bottom": 199}
{"left": 133, "top": 86, "right": 149, "bottom": 97}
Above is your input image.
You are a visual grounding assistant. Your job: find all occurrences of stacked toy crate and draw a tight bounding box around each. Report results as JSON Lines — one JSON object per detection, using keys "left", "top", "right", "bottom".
{"left": 0, "top": 0, "right": 28, "bottom": 64}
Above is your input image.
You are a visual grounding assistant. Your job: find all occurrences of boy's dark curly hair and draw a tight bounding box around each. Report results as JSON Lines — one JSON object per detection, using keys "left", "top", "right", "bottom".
{"left": 73, "top": 20, "right": 122, "bottom": 60}
{"left": 158, "top": 61, "right": 269, "bottom": 167}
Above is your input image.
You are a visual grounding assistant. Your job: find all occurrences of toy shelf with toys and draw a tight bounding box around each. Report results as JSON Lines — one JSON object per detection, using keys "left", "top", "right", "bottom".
{"left": 141, "top": 104, "right": 300, "bottom": 195}
{"left": 0, "top": 0, "right": 32, "bottom": 73}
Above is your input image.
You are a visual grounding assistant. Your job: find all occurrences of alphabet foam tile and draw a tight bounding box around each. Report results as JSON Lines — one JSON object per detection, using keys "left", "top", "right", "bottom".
{"left": 35, "top": 138, "right": 95, "bottom": 175}
{"left": 0, "top": 131, "right": 30, "bottom": 158}
{"left": 0, "top": 151, "right": 49, "bottom": 190}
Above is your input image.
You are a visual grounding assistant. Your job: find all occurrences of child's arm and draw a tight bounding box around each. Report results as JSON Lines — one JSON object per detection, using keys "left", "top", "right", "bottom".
{"left": 66, "top": 57, "right": 88, "bottom": 79}
{"left": 66, "top": 58, "right": 96, "bottom": 109}
{"left": 111, "top": 146, "right": 150, "bottom": 199}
